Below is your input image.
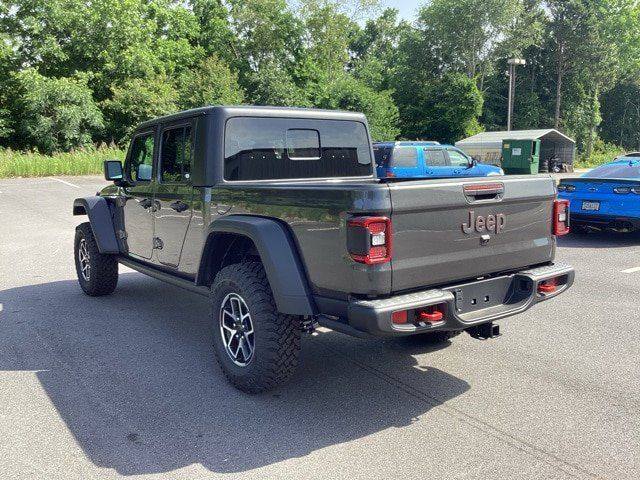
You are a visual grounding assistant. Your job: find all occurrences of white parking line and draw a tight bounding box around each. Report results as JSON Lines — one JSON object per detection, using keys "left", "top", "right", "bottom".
{"left": 48, "top": 176, "right": 80, "bottom": 189}
{"left": 621, "top": 267, "right": 640, "bottom": 274}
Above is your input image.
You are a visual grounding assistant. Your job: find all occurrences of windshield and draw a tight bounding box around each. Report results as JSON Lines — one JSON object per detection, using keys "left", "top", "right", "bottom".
{"left": 582, "top": 162, "right": 640, "bottom": 180}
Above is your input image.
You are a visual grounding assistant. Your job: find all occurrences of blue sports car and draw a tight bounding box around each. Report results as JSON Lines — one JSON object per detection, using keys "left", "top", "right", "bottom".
{"left": 558, "top": 158, "right": 640, "bottom": 233}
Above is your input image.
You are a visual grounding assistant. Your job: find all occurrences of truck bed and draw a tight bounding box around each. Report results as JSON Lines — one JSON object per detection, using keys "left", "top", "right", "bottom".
{"left": 211, "top": 175, "right": 558, "bottom": 300}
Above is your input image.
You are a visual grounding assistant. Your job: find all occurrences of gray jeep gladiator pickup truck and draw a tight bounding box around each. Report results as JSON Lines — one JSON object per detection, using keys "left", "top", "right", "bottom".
{"left": 73, "top": 106, "right": 574, "bottom": 393}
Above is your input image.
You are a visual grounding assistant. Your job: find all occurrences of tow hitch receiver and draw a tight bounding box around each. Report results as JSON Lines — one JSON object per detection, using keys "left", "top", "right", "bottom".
{"left": 467, "top": 322, "right": 501, "bottom": 339}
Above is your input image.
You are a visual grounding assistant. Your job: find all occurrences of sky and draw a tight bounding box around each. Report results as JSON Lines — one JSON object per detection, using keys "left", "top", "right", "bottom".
{"left": 381, "top": 0, "right": 422, "bottom": 22}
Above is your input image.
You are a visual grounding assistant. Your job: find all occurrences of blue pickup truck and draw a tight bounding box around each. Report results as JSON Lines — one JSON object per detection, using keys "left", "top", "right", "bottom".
{"left": 374, "top": 141, "right": 504, "bottom": 179}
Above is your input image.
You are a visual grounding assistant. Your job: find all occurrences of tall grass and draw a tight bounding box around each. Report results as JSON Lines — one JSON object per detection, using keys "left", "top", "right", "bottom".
{"left": 0, "top": 146, "right": 125, "bottom": 178}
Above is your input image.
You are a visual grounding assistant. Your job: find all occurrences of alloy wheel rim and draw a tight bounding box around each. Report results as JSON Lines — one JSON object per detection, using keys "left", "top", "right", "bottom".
{"left": 78, "top": 238, "right": 91, "bottom": 281}
{"left": 219, "top": 293, "right": 255, "bottom": 366}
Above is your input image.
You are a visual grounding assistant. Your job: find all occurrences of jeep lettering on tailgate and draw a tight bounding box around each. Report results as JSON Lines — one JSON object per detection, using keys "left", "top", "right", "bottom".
{"left": 462, "top": 211, "right": 506, "bottom": 234}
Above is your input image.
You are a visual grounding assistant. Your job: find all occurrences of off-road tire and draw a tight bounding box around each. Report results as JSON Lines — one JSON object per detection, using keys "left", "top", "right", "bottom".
{"left": 419, "top": 330, "right": 462, "bottom": 343}
{"left": 74, "top": 222, "right": 118, "bottom": 296}
{"left": 210, "top": 262, "right": 301, "bottom": 394}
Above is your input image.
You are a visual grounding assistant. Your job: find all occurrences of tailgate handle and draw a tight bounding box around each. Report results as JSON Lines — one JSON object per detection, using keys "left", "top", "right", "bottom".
{"left": 463, "top": 182, "right": 504, "bottom": 200}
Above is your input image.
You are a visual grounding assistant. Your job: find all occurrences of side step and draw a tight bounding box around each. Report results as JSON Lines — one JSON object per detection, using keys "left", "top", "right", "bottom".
{"left": 117, "top": 257, "right": 210, "bottom": 297}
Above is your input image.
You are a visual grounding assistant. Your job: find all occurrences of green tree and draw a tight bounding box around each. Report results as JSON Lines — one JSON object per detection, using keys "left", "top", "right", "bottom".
{"left": 600, "top": 80, "right": 640, "bottom": 151}
{"left": 179, "top": 55, "right": 245, "bottom": 109}
{"left": 103, "top": 75, "right": 179, "bottom": 143}
{"left": 416, "top": 0, "right": 534, "bottom": 89}
{"left": 318, "top": 74, "right": 400, "bottom": 141}
{"left": 401, "top": 73, "right": 484, "bottom": 143}
{"left": 246, "top": 62, "right": 312, "bottom": 107}
{"left": 349, "top": 8, "right": 410, "bottom": 91}
{"left": 10, "top": 70, "right": 104, "bottom": 153}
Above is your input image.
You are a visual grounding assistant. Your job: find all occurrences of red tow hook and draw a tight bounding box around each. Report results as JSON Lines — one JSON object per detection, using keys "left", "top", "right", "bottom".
{"left": 537, "top": 279, "right": 558, "bottom": 294}
{"left": 419, "top": 305, "right": 445, "bottom": 323}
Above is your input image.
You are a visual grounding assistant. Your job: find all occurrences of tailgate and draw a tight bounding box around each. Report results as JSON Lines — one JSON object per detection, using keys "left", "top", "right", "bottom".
{"left": 388, "top": 176, "right": 557, "bottom": 293}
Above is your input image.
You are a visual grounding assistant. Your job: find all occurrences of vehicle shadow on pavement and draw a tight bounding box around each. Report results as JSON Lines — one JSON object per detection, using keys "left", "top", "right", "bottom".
{"left": 0, "top": 274, "right": 469, "bottom": 476}
{"left": 558, "top": 230, "right": 640, "bottom": 249}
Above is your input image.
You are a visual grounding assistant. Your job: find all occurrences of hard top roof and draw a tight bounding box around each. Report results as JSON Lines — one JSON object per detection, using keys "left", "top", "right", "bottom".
{"left": 137, "top": 105, "right": 368, "bottom": 129}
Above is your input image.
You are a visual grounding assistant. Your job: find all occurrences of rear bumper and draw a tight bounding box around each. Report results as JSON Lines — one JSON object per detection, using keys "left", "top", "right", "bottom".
{"left": 318, "top": 263, "right": 574, "bottom": 338}
{"left": 570, "top": 213, "right": 640, "bottom": 231}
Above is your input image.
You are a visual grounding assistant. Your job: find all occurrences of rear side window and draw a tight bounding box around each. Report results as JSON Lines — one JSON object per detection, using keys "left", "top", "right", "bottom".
{"left": 374, "top": 147, "right": 392, "bottom": 167}
{"left": 224, "top": 117, "right": 372, "bottom": 181}
{"left": 127, "top": 132, "right": 154, "bottom": 182}
{"left": 424, "top": 148, "right": 448, "bottom": 167}
{"left": 160, "top": 125, "right": 192, "bottom": 183}
{"left": 391, "top": 147, "right": 417, "bottom": 167}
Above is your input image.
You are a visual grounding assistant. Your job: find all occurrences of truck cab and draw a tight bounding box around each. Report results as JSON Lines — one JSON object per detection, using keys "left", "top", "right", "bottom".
{"left": 373, "top": 141, "right": 504, "bottom": 179}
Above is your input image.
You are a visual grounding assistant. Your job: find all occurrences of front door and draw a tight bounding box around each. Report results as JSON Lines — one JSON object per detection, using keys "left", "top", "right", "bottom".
{"left": 422, "top": 147, "right": 452, "bottom": 177}
{"left": 122, "top": 130, "right": 156, "bottom": 260}
{"left": 446, "top": 147, "right": 475, "bottom": 176}
{"left": 152, "top": 123, "right": 194, "bottom": 268}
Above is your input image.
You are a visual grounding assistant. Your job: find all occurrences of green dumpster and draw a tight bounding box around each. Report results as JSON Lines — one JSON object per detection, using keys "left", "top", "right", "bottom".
{"left": 501, "top": 139, "right": 540, "bottom": 174}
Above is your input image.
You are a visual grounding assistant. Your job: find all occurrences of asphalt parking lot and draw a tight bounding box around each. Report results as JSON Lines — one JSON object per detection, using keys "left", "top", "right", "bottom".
{"left": 1, "top": 175, "right": 639, "bottom": 480}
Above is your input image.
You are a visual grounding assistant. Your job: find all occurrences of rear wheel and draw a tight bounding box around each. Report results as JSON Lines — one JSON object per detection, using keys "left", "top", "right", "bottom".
{"left": 210, "top": 262, "right": 301, "bottom": 393}
{"left": 74, "top": 222, "right": 118, "bottom": 296}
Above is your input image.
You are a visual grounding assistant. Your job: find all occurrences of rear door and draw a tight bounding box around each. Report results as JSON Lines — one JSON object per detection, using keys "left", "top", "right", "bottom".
{"left": 391, "top": 147, "right": 420, "bottom": 177}
{"left": 122, "top": 130, "right": 156, "bottom": 260}
{"left": 152, "top": 121, "right": 194, "bottom": 268}
{"left": 388, "top": 177, "right": 557, "bottom": 293}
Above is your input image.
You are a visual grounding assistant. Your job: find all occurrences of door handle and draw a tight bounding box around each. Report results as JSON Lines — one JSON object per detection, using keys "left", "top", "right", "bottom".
{"left": 170, "top": 200, "right": 189, "bottom": 213}
{"left": 139, "top": 198, "right": 153, "bottom": 209}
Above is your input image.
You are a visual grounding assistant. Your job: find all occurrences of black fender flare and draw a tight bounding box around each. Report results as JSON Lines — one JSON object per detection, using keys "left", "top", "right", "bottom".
{"left": 73, "top": 197, "right": 119, "bottom": 254}
{"left": 198, "top": 216, "right": 315, "bottom": 316}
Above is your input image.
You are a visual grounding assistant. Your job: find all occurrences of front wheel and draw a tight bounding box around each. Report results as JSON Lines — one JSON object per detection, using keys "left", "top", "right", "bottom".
{"left": 74, "top": 222, "right": 119, "bottom": 296}
{"left": 210, "top": 262, "right": 301, "bottom": 393}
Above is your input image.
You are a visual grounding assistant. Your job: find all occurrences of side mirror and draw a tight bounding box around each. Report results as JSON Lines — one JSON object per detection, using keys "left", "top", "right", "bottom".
{"left": 104, "top": 160, "right": 123, "bottom": 181}
{"left": 468, "top": 157, "right": 478, "bottom": 168}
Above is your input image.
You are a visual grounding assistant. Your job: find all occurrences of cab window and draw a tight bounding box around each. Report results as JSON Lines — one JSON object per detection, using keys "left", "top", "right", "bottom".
{"left": 391, "top": 147, "right": 418, "bottom": 167}
{"left": 424, "top": 148, "right": 447, "bottom": 166}
{"left": 160, "top": 125, "right": 192, "bottom": 183}
{"left": 447, "top": 148, "right": 471, "bottom": 167}
{"left": 127, "top": 132, "right": 155, "bottom": 182}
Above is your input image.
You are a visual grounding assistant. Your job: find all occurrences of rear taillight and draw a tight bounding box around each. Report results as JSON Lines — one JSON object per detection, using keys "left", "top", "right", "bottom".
{"left": 385, "top": 171, "right": 396, "bottom": 178}
{"left": 553, "top": 199, "right": 570, "bottom": 236}
{"left": 347, "top": 216, "right": 392, "bottom": 264}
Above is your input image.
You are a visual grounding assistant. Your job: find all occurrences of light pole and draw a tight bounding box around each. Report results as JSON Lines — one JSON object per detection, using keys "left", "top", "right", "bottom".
{"left": 507, "top": 58, "right": 526, "bottom": 131}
